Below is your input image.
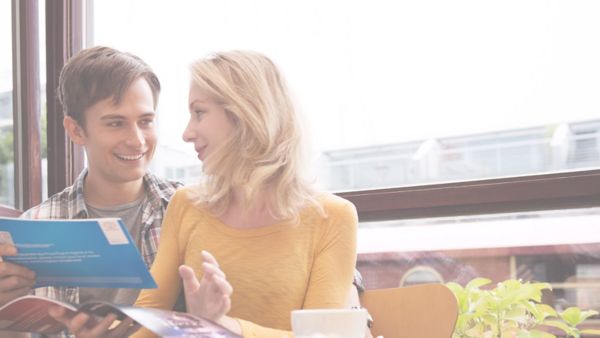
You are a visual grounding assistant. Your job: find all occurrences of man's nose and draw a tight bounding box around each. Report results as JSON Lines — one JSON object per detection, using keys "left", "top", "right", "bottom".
{"left": 126, "top": 125, "right": 146, "bottom": 147}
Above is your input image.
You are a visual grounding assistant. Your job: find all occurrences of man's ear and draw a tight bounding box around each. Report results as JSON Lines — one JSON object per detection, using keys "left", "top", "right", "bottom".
{"left": 63, "top": 116, "right": 86, "bottom": 145}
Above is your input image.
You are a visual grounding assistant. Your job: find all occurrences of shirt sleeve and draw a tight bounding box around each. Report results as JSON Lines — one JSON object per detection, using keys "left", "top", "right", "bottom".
{"left": 303, "top": 201, "right": 358, "bottom": 308}
{"left": 235, "top": 200, "right": 359, "bottom": 338}
{"left": 237, "top": 319, "right": 293, "bottom": 338}
{"left": 131, "top": 189, "right": 187, "bottom": 338}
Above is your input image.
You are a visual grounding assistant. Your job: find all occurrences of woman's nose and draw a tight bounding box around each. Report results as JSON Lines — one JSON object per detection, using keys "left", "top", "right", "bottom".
{"left": 182, "top": 120, "right": 195, "bottom": 143}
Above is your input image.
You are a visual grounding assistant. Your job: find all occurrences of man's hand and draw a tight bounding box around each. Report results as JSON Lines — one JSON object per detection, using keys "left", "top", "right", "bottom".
{"left": 0, "top": 244, "right": 35, "bottom": 305}
{"left": 180, "top": 250, "right": 233, "bottom": 322}
{"left": 48, "top": 307, "right": 140, "bottom": 338}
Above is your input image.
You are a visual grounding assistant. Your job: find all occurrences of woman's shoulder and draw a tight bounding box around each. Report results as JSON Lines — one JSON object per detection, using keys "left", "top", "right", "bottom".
{"left": 307, "top": 192, "right": 358, "bottom": 225}
{"left": 169, "top": 186, "right": 211, "bottom": 214}
{"left": 316, "top": 192, "right": 356, "bottom": 212}
{"left": 170, "top": 186, "right": 195, "bottom": 204}
{"left": 307, "top": 193, "right": 358, "bottom": 236}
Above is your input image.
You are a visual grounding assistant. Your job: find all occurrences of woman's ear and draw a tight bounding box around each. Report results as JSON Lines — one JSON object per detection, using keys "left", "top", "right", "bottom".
{"left": 63, "top": 116, "right": 86, "bottom": 145}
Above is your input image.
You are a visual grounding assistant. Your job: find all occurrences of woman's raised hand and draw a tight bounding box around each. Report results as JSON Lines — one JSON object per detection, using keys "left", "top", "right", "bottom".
{"left": 179, "top": 250, "right": 233, "bottom": 322}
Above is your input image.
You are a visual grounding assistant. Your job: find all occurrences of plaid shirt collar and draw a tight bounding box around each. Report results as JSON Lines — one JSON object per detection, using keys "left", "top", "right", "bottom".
{"left": 64, "top": 169, "right": 88, "bottom": 219}
{"left": 65, "top": 168, "right": 175, "bottom": 220}
{"left": 142, "top": 170, "right": 176, "bottom": 214}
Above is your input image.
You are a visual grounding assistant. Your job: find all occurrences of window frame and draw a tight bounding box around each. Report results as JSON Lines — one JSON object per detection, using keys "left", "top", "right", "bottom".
{"left": 338, "top": 169, "right": 600, "bottom": 221}
{"left": 7, "top": 0, "right": 85, "bottom": 213}
{"left": 45, "top": 0, "right": 85, "bottom": 197}
{"left": 12, "top": 0, "right": 42, "bottom": 211}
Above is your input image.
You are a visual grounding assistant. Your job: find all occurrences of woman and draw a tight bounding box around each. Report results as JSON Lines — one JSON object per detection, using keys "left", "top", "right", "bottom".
{"left": 133, "top": 51, "right": 359, "bottom": 337}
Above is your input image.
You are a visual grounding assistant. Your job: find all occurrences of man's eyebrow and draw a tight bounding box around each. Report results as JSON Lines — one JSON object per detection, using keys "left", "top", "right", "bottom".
{"left": 99, "top": 112, "right": 155, "bottom": 120}
{"left": 99, "top": 114, "right": 125, "bottom": 120}
{"left": 139, "top": 112, "right": 156, "bottom": 118}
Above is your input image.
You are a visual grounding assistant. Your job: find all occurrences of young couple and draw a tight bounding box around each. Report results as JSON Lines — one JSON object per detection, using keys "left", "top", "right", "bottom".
{"left": 0, "top": 47, "right": 366, "bottom": 338}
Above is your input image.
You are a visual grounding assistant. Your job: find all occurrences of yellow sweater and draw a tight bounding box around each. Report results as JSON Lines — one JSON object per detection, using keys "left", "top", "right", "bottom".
{"left": 133, "top": 188, "right": 358, "bottom": 338}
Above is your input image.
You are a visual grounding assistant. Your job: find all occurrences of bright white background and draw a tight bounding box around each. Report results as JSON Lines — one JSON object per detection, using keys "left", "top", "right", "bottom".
{"left": 1, "top": 1, "right": 599, "bottom": 151}
{"left": 92, "top": 0, "right": 600, "bottom": 159}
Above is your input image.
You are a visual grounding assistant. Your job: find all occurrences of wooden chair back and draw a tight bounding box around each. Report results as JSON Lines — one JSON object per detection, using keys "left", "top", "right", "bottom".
{"left": 360, "top": 283, "right": 458, "bottom": 338}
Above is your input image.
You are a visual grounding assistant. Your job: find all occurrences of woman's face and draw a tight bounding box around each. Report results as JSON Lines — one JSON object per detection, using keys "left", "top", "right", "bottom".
{"left": 182, "top": 83, "right": 236, "bottom": 162}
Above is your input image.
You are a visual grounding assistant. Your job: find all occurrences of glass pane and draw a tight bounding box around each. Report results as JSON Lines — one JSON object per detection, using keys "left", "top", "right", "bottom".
{"left": 0, "top": 0, "right": 14, "bottom": 207}
{"left": 357, "top": 208, "right": 600, "bottom": 327}
{"left": 39, "top": 0, "right": 47, "bottom": 200}
{"left": 93, "top": 0, "right": 600, "bottom": 190}
{"left": 0, "top": 0, "right": 46, "bottom": 207}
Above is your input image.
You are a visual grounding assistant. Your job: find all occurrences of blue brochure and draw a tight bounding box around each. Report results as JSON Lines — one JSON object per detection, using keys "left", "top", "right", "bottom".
{"left": 0, "top": 217, "right": 157, "bottom": 289}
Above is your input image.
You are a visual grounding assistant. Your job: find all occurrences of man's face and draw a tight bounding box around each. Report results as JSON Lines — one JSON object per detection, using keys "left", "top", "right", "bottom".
{"left": 69, "top": 78, "right": 157, "bottom": 185}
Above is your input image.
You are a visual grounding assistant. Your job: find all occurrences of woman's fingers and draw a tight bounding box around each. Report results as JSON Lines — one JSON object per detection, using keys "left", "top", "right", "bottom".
{"left": 201, "top": 250, "right": 219, "bottom": 266}
{"left": 202, "top": 262, "right": 226, "bottom": 279}
{"left": 179, "top": 265, "right": 201, "bottom": 294}
{"left": 212, "top": 275, "right": 233, "bottom": 296}
{"left": 180, "top": 251, "right": 233, "bottom": 321}
{"left": 218, "top": 294, "right": 232, "bottom": 315}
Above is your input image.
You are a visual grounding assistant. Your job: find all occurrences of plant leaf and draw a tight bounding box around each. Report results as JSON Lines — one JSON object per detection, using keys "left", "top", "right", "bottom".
{"left": 527, "top": 303, "right": 557, "bottom": 322}
{"left": 531, "top": 282, "right": 552, "bottom": 292}
{"left": 578, "top": 309, "right": 599, "bottom": 322}
{"left": 466, "top": 277, "right": 492, "bottom": 291}
{"left": 560, "top": 307, "right": 582, "bottom": 326}
{"left": 446, "top": 282, "right": 464, "bottom": 294}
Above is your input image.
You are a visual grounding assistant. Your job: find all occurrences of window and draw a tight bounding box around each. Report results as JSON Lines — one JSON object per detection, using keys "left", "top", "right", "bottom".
{"left": 0, "top": 0, "right": 14, "bottom": 207}
{"left": 358, "top": 208, "right": 600, "bottom": 312}
{"left": 92, "top": 0, "right": 600, "bottom": 190}
{"left": 73, "top": 0, "right": 600, "bottom": 324}
{"left": 5, "top": 0, "right": 47, "bottom": 211}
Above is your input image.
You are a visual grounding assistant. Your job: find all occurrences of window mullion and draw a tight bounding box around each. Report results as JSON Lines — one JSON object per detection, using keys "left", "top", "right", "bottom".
{"left": 12, "top": 0, "right": 41, "bottom": 211}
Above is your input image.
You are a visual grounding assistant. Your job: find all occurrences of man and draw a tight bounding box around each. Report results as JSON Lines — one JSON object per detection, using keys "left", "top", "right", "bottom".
{"left": 0, "top": 46, "right": 181, "bottom": 337}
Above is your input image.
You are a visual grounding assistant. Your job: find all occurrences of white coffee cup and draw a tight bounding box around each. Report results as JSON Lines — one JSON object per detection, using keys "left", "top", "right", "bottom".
{"left": 291, "top": 308, "right": 367, "bottom": 338}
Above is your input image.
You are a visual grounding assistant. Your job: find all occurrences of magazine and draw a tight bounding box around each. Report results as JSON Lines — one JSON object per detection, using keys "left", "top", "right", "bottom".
{"left": 0, "top": 295, "right": 241, "bottom": 337}
{"left": 0, "top": 217, "right": 156, "bottom": 288}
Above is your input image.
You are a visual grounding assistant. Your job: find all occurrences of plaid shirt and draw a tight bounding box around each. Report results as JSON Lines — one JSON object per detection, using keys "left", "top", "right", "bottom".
{"left": 21, "top": 169, "right": 181, "bottom": 338}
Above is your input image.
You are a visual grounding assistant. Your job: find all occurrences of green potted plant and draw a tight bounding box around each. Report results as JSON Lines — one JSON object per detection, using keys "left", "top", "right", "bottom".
{"left": 447, "top": 277, "right": 600, "bottom": 338}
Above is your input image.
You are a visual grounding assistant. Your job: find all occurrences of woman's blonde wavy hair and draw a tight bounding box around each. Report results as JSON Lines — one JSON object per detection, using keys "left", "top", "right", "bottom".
{"left": 189, "top": 50, "right": 322, "bottom": 220}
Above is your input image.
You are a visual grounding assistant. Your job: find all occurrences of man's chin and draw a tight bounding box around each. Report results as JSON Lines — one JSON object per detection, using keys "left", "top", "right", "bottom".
{"left": 114, "top": 168, "right": 147, "bottom": 183}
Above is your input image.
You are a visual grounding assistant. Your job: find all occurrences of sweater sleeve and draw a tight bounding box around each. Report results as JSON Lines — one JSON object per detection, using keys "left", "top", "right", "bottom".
{"left": 303, "top": 201, "right": 358, "bottom": 308}
{"left": 131, "top": 189, "right": 188, "bottom": 338}
{"left": 234, "top": 200, "right": 359, "bottom": 338}
{"left": 237, "top": 319, "right": 293, "bottom": 338}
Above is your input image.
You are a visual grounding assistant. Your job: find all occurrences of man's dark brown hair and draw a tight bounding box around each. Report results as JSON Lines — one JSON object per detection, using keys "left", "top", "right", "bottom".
{"left": 58, "top": 46, "right": 161, "bottom": 127}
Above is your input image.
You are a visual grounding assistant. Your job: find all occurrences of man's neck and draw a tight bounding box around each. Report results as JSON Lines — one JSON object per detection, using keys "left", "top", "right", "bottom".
{"left": 83, "top": 172, "right": 145, "bottom": 208}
